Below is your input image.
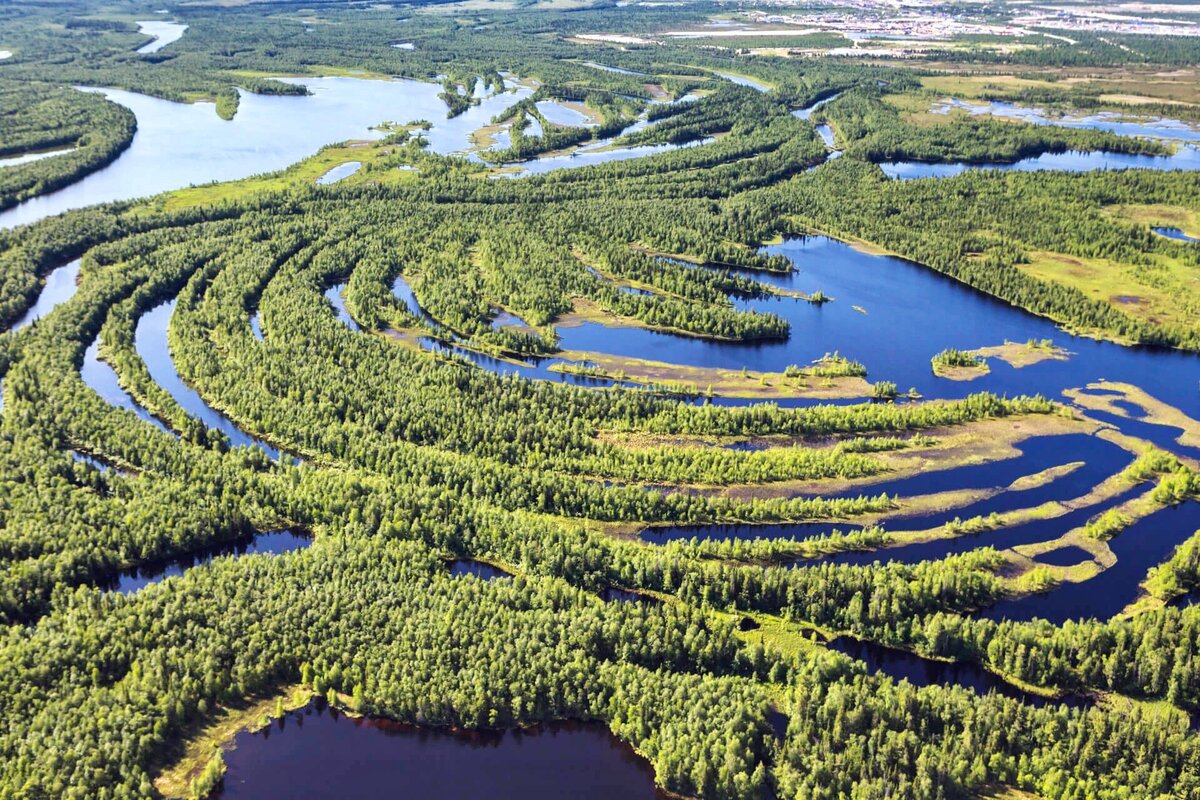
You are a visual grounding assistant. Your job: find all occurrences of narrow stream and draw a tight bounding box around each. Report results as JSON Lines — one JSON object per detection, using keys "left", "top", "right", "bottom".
{"left": 135, "top": 299, "right": 281, "bottom": 457}
{"left": 101, "top": 529, "right": 310, "bottom": 594}
{"left": 80, "top": 337, "right": 173, "bottom": 434}
{"left": 8, "top": 258, "right": 80, "bottom": 331}
{"left": 135, "top": 20, "right": 187, "bottom": 54}
{"left": 979, "top": 499, "right": 1200, "bottom": 623}
{"left": 827, "top": 637, "right": 1091, "bottom": 709}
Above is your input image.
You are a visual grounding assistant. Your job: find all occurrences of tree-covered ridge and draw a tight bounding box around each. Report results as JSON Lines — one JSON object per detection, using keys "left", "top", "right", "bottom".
{"left": 0, "top": 83, "right": 136, "bottom": 211}
{"left": 1, "top": 2, "right": 1200, "bottom": 799}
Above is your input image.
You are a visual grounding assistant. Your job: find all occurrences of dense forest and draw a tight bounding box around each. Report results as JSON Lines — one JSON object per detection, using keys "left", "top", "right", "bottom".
{"left": 1, "top": 0, "right": 1200, "bottom": 798}
{"left": 0, "top": 83, "right": 136, "bottom": 210}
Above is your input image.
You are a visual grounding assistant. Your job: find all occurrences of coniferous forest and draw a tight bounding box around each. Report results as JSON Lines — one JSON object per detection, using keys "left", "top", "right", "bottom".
{"left": 2, "top": 0, "right": 1200, "bottom": 798}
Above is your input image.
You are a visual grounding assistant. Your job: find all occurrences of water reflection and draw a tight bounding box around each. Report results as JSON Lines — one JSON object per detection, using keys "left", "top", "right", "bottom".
{"left": 535, "top": 101, "right": 594, "bottom": 127}
{"left": 70, "top": 449, "right": 125, "bottom": 475}
{"left": 316, "top": 161, "right": 362, "bottom": 185}
{"left": 0, "top": 147, "right": 76, "bottom": 167}
{"left": 80, "top": 336, "right": 173, "bottom": 434}
{"left": 825, "top": 484, "right": 1142, "bottom": 569}
{"left": 646, "top": 434, "right": 1132, "bottom": 549}
{"left": 448, "top": 559, "right": 511, "bottom": 580}
{"left": 879, "top": 145, "right": 1200, "bottom": 180}
{"left": 1032, "top": 546, "right": 1094, "bottom": 567}
{"left": 583, "top": 62, "right": 647, "bottom": 77}
{"left": 711, "top": 72, "right": 770, "bottom": 93}
{"left": 814, "top": 124, "right": 836, "bottom": 148}
{"left": 500, "top": 137, "right": 714, "bottom": 178}
{"left": 792, "top": 91, "right": 843, "bottom": 121}
{"left": 324, "top": 284, "right": 360, "bottom": 332}
{"left": 218, "top": 701, "right": 667, "bottom": 799}
{"left": 135, "top": 20, "right": 187, "bottom": 54}
{"left": 0, "top": 76, "right": 533, "bottom": 229}
{"left": 600, "top": 587, "right": 660, "bottom": 604}
{"left": 100, "top": 529, "right": 310, "bottom": 594}
{"left": 932, "top": 97, "right": 1200, "bottom": 143}
{"left": 980, "top": 500, "right": 1200, "bottom": 623}
{"left": 1154, "top": 227, "right": 1198, "bottom": 243}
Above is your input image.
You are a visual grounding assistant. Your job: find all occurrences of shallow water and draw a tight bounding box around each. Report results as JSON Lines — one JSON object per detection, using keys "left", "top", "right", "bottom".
{"left": 980, "top": 500, "right": 1200, "bottom": 623}
{"left": 583, "top": 61, "right": 647, "bottom": 77}
{"left": 391, "top": 231, "right": 1200, "bottom": 464}
{"left": 933, "top": 97, "right": 1200, "bottom": 143}
{"left": 1154, "top": 226, "right": 1199, "bottom": 243}
{"left": 70, "top": 449, "right": 123, "bottom": 475}
{"left": 136, "top": 300, "right": 280, "bottom": 457}
{"left": 218, "top": 702, "right": 667, "bottom": 799}
{"left": 0, "top": 147, "right": 77, "bottom": 168}
{"left": 814, "top": 124, "right": 836, "bottom": 148}
{"left": 324, "top": 284, "right": 361, "bottom": 332}
{"left": 501, "top": 137, "right": 713, "bottom": 177}
{"left": 792, "top": 91, "right": 843, "bottom": 121}
{"left": 601, "top": 587, "right": 660, "bottom": 604}
{"left": 101, "top": 529, "right": 309, "bottom": 594}
{"left": 536, "top": 100, "right": 595, "bottom": 127}
{"left": 712, "top": 71, "right": 770, "bottom": 93}
{"left": 449, "top": 559, "right": 511, "bottom": 580}
{"left": 879, "top": 146, "right": 1200, "bottom": 180}
{"left": 814, "top": 433, "right": 1119, "bottom": 503}
{"left": 825, "top": 484, "right": 1143, "bottom": 569}
{"left": 647, "top": 435, "right": 1131, "bottom": 550}
{"left": 249, "top": 312, "right": 264, "bottom": 341}
{"left": 491, "top": 309, "right": 533, "bottom": 330}
{"left": 316, "top": 161, "right": 362, "bottom": 185}
{"left": 1032, "top": 545, "right": 1095, "bottom": 567}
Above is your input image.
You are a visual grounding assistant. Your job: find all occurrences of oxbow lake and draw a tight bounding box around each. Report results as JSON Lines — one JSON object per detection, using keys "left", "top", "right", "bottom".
{"left": 8, "top": 74, "right": 1200, "bottom": 772}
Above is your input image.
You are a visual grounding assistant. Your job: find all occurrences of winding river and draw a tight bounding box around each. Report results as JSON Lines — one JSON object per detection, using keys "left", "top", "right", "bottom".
{"left": 136, "top": 299, "right": 281, "bottom": 457}
{"left": 0, "top": 76, "right": 534, "bottom": 229}
{"left": 8, "top": 75, "right": 1200, "bottom": 763}
{"left": 135, "top": 20, "right": 187, "bottom": 54}
{"left": 103, "top": 529, "right": 310, "bottom": 594}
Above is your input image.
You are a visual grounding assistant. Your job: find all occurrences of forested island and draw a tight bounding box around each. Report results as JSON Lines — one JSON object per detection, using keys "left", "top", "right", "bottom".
{"left": 2, "top": 0, "right": 1200, "bottom": 798}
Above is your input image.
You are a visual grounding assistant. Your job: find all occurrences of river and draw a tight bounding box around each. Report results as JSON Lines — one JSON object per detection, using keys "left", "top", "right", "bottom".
{"left": 0, "top": 76, "right": 534, "bottom": 229}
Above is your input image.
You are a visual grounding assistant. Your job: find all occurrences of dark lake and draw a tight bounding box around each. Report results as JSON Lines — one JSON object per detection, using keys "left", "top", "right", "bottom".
{"left": 827, "top": 637, "right": 1091, "bottom": 709}
{"left": 217, "top": 701, "right": 668, "bottom": 799}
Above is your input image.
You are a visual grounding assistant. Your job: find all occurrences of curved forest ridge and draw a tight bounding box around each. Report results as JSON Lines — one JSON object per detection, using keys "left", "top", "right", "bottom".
{"left": 1, "top": 0, "right": 1200, "bottom": 798}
